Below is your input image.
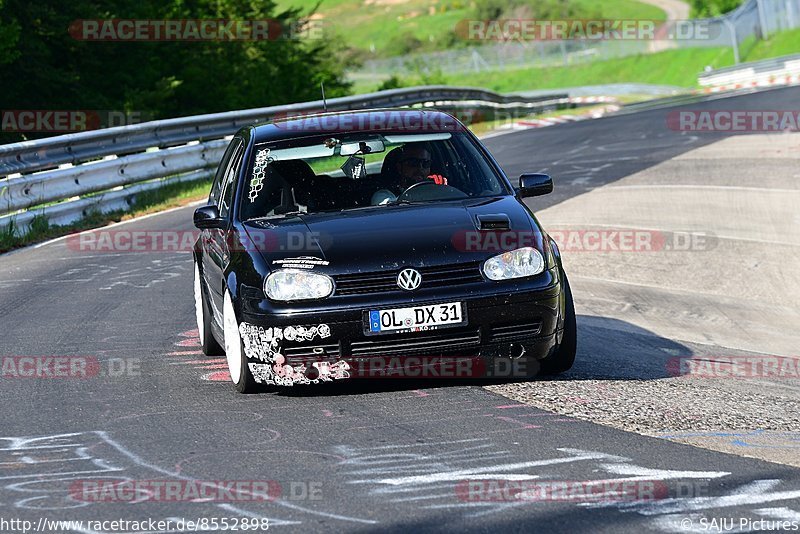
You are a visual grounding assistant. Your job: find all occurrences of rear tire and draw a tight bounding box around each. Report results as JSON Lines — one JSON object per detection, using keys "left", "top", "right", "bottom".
{"left": 539, "top": 272, "right": 577, "bottom": 375}
{"left": 223, "top": 288, "right": 259, "bottom": 394}
{"left": 195, "top": 261, "right": 223, "bottom": 356}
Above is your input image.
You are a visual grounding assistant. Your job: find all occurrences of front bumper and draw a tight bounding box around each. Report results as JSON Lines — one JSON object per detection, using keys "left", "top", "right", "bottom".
{"left": 236, "top": 274, "right": 564, "bottom": 386}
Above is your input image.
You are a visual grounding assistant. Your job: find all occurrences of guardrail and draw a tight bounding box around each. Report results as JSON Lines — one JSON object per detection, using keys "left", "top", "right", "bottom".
{"left": 698, "top": 53, "right": 800, "bottom": 87}
{"left": 0, "top": 86, "right": 573, "bottom": 232}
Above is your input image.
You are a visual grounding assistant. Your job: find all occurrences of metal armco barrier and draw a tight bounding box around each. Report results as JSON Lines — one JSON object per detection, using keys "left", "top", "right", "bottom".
{"left": 0, "top": 86, "right": 570, "bottom": 232}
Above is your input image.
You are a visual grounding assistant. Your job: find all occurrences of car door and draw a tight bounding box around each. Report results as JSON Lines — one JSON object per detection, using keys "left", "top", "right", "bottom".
{"left": 200, "top": 149, "right": 226, "bottom": 292}
{"left": 204, "top": 138, "right": 245, "bottom": 320}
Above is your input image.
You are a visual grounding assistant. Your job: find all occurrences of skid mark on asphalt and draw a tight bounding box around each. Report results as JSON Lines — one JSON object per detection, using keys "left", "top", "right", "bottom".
{"left": 0, "top": 432, "right": 294, "bottom": 530}
{"left": 0, "top": 257, "right": 188, "bottom": 291}
{"left": 335, "top": 438, "right": 800, "bottom": 528}
{"left": 0, "top": 431, "right": 376, "bottom": 531}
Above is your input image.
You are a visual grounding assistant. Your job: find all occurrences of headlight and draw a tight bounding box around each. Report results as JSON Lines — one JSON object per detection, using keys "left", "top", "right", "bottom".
{"left": 264, "top": 269, "right": 334, "bottom": 301}
{"left": 483, "top": 247, "right": 545, "bottom": 281}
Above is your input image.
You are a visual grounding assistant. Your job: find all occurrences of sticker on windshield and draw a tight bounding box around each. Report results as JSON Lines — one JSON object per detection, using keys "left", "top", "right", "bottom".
{"left": 249, "top": 148, "right": 273, "bottom": 203}
{"left": 341, "top": 155, "right": 366, "bottom": 180}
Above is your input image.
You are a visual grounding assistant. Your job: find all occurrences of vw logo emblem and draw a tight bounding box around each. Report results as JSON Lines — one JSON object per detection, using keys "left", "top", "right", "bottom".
{"left": 397, "top": 268, "right": 422, "bottom": 291}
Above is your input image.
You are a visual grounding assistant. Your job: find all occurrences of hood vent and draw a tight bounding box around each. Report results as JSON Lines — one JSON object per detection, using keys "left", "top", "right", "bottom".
{"left": 476, "top": 214, "right": 511, "bottom": 230}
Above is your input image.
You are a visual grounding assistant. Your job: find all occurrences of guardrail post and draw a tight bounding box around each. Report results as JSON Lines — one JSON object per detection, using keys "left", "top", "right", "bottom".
{"left": 724, "top": 19, "right": 741, "bottom": 64}
{"left": 756, "top": 0, "right": 769, "bottom": 38}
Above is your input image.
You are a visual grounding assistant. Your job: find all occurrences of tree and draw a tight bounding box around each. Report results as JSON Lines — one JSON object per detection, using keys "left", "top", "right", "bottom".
{"left": 690, "top": 0, "right": 744, "bottom": 17}
{"left": 0, "top": 0, "right": 355, "bottom": 141}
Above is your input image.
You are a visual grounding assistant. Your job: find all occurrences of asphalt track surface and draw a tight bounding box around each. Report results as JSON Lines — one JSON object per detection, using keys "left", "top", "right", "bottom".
{"left": 1, "top": 86, "right": 799, "bottom": 533}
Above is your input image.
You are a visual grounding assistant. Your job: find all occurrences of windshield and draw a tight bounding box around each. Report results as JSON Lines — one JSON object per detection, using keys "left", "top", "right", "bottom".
{"left": 240, "top": 132, "right": 509, "bottom": 220}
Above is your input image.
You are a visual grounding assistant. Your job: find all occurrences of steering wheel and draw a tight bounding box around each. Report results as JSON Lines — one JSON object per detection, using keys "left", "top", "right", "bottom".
{"left": 397, "top": 180, "right": 439, "bottom": 201}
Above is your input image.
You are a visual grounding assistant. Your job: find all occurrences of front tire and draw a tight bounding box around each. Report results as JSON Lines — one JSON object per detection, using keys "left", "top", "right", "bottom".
{"left": 223, "top": 288, "right": 258, "bottom": 394}
{"left": 539, "top": 272, "right": 577, "bottom": 375}
{"left": 195, "top": 261, "right": 223, "bottom": 356}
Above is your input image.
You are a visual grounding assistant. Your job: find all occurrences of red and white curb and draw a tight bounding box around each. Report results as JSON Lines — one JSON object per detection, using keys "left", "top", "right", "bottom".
{"left": 568, "top": 96, "right": 618, "bottom": 104}
{"left": 166, "top": 328, "right": 230, "bottom": 382}
{"left": 698, "top": 74, "right": 800, "bottom": 93}
{"left": 488, "top": 102, "right": 621, "bottom": 134}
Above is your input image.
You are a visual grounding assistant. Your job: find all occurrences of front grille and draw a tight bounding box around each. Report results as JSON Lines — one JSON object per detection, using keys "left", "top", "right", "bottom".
{"left": 488, "top": 322, "right": 543, "bottom": 343}
{"left": 350, "top": 329, "right": 481, "bottom": 357}
{"left": 334, "top": 262, "right": 483, "bottom": 296}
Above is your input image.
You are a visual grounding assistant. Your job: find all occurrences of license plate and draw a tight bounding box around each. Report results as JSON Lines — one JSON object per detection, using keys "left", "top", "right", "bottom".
{"left": 367, "top": 302, "right": 465, "bottom": 334}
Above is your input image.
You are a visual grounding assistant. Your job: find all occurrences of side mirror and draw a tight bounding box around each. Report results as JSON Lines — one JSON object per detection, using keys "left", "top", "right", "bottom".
{"left": 517, "top": 173, "right": 553, "bottom": 198}
{"left": 193, "top": 205, "right": 225, "bottom": 229}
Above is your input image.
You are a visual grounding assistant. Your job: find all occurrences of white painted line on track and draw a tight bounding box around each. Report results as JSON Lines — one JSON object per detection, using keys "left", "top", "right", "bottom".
{"left": 541, "top": 221, "right": 800, "bottom": 247}
{"left": 603, "top": 185, "right": 800, "bottom": 194}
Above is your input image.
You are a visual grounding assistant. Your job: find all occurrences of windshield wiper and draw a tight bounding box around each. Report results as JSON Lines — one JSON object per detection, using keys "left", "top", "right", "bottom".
{"left": 385, "top": 199, "right": 421, "bottom": 206}
{"left": 245, "top": 211, "right": 306, "bottom": 222}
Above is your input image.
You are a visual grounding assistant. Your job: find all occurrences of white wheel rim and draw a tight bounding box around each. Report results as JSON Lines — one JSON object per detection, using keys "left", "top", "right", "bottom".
{"left": 223, "top": 290, "right": 243, "bottom": 384}
{"left": 193, "top": 263, "right": 205, "bottom": 343}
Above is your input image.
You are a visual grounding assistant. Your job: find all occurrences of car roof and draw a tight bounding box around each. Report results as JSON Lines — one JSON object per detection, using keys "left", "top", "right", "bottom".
{"left": 250, "top": 108, "right": 466, "bottom": 144}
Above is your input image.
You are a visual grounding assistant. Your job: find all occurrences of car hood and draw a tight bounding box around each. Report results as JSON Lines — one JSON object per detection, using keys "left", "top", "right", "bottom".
{"left": 243, "top": 196, "right": 541, "bottom": 274}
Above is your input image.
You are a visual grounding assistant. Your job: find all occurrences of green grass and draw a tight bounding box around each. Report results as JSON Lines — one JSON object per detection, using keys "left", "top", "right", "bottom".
{"left": 353, "top": 24, "right": 799, "bottom": 95}
{"left": 278, "top": 0, "right": 474, "bottom": 57}
{"left": 0, "top": 178, "right": 212, "bottom": 254}
{"left": 569, "top": 0, "right": 666, "bottom": 20}
{"left": 277, "top": 0, "right": 666, "bottom": 58}
{"left": 307, "top": 152, "right": 387, "bottom": 174}
{"left": 354, "top": 46, "right": 736, "bottom": 94}
{"left": 345, "top": 14, "right": 798, "bottom": 95}
{"left": 453, "top": 47, "right": 735, "bottom": 90}
{"left": 743, "top": 27, "right": 800, "bottom": 61}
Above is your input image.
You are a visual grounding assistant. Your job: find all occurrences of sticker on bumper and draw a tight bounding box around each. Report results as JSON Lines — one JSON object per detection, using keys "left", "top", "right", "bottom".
{"left": 238, "top": 322, "right": 349, "bottom": 386}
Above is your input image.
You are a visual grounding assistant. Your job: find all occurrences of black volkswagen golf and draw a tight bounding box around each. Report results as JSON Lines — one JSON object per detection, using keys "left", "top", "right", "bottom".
{"left": 193, "top": 109, "right": 576, "bottom": 393}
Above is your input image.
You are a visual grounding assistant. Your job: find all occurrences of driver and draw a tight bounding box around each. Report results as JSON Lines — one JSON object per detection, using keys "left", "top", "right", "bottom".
{"left": 371, "top": 143, "right": 448, "bottom": 205}
{"left": 396, "top": 144, "right": 447, "bottom": 190}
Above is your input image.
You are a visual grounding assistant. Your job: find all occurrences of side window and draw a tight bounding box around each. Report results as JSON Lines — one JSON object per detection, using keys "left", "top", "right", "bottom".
{"left": 209, "top": 138, "right": 240, "bottom": 205}
{"left": 218, "top": 140, "right": 245, "bottom": 219}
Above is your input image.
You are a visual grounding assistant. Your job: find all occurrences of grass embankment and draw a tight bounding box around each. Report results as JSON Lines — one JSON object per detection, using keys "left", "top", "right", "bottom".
{"left": 353, "top": 25, "right": 800, "bottom": 95}
{"left": 440, "top": 47, "right": 736, "bottom": 91}
{"left": 745, "top": 27, "right": 800, "bottom": 61}
{"left": 276, "top": 0, "right": 666, "bottom": 58}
